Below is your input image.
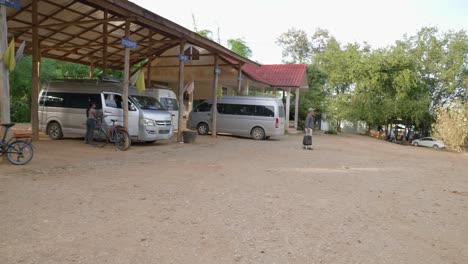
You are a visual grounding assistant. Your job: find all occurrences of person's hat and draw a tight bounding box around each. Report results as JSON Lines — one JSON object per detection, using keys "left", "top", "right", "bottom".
{"left": 308, "top": 108, "right": 315, "bottom": 112}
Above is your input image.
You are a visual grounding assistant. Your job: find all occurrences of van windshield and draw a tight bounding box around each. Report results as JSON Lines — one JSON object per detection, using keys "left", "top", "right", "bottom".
{"left": 130, "top": 95, "right": 164, "bottom": 110}
{"left": 159, "top": 97, "right": 179, "bottom": 110}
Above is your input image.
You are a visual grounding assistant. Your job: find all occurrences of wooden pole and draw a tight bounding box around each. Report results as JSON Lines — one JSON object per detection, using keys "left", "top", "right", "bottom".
{"left": 146, "top": 31, "right": 152, "bottom": 87}
{"left": 244, "top": 79, "right": 250, "bottom": 95}
{"left": 103, "top": 10, "right": 108, "bottom": 75}
{"left": 237, "top": 63, "right": 243, "bottom": 94}
{"left": 177, "top": 41, "right": 186, "bottom": 142}
{"left": 122, "top": 19, "right": 130, "bottom": 129}
{"left": 0, "top": 5, "right": 11, "bottom": 132}
{"left": 294, "top": 88, "right": 300, "bottom": 129}
{"left": 31, "top": 0, "right": 40, "bottom": 140}
{"left": 89, "top": 60, "right": 94, "bottom": 79}
{"left": 211, "top": 55, "right": 219, "bottom": 138}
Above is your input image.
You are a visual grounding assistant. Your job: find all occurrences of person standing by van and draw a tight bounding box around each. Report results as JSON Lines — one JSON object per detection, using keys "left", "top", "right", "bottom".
{"left": 304, "top": 108, "right": 315, "bottom": 150}
{"left": 84, "top": 102, "right": 96, "bottom": 144}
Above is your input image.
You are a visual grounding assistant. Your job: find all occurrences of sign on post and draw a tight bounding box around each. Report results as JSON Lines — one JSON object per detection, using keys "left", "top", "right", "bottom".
{"left": 120, "top": 37, "right": 137, "bottom": 49}
{"left": 0, "top": 0, "right": 20, "bottom": 10}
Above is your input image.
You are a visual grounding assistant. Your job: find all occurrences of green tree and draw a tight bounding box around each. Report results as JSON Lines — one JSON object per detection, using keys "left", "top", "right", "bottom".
{"left": 227, "top": 38, "right": 252, "bottom": 58}
{"left": 276, "top": 28, "right": 312, "bottom": 64}
{"left": 197, "top": 29, "right": 213, "bottom": 40}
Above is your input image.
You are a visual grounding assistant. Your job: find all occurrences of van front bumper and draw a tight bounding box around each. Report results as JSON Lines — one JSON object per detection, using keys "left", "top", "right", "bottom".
{"left": 139, "top": 125, "right": 173, "bottom": 141}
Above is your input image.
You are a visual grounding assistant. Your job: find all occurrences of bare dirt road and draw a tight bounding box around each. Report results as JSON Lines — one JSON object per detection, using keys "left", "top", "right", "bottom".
{"left": 1, "top": 132, "right": 467, "bottom": 264}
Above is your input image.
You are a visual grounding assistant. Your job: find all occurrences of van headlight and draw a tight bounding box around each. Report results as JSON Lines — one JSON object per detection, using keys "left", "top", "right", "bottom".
{"left": 141, "top": 118, "right": 156, "bottom": 126}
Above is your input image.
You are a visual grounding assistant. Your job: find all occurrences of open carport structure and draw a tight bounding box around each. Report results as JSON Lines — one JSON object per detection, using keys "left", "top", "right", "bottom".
{"left": 1, "top": 0, "right": 259, "bottom": 141}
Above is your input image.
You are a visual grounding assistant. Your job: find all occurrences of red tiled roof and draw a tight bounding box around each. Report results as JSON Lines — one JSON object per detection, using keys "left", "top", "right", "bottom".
{"left": 242, "top": 64, "right": 307, "bottom": 87}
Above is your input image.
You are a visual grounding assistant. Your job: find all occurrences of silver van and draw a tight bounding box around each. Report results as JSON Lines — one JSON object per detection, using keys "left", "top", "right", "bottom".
{"left": 141, "top": 85, "right": 179, "bottom": 130}
{"left": 38, "top": 80, "right": 173, "bottom": 142}
{"left": 187, "top": 96, "right": 285, "bottom": 140}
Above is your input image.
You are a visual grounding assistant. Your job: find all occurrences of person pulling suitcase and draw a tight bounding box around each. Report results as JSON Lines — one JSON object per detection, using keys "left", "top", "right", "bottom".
{"left": 303, "top": 108, "right": 315, "bottom": 150}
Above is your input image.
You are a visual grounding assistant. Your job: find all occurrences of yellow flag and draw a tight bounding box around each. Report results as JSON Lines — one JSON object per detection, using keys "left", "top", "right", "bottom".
{"left": 4, "top": 37, "right": 16, "bottom": 72}
{"left": 136, "top": 70, "right": 145, "bottom": 93}
{"left": 217, "top": 87, "right": 223, "bottom": 98}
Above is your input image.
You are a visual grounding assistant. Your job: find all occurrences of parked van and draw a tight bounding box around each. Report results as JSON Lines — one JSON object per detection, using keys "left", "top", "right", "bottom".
{"left": 142, "top": 85, "right": 179, "bottom": 130}
{"left": 187, "top": 96, "right": 285, "bottom": 140}
{"left": 38, "top": 80, "right": 173, "bottom": 142}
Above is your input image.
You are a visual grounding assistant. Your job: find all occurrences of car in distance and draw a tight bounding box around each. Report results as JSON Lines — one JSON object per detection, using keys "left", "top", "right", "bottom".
{"left": 412, "top": 137, "right": 445, "bottom": 149}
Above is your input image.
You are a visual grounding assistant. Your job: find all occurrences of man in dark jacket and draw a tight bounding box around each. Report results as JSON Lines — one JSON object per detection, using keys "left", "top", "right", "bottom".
{"left": 304, "top": 108, "right": 315, "bottom": 150}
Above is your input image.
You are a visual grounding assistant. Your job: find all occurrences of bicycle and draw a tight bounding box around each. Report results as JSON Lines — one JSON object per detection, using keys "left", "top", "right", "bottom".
{"left": 0, "top": 123, "right": 34, "bottom": 165}
{"left": 92, "top": 116, "right": 131, "bottom": 151}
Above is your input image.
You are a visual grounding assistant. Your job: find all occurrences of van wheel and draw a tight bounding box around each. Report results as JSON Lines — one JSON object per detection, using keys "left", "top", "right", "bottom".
{"left": 197, "top": 123, "right": 209, "bottom": 135}
{"left": 251, "top": 127, "right": 265, "bottom": 140}
{"left": 47, "top": 122, "right": 63, "bottom": 140}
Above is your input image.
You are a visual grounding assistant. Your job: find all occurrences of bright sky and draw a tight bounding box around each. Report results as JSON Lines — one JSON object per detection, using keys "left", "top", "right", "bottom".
{"left": 131, "top": 0, "right": 468, "bottom": 64}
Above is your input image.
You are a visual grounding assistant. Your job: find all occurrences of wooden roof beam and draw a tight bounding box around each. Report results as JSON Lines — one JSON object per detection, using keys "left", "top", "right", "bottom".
{"left": 9, "top": 17, "right": 136, "bottom": 30}
{"left": 40, "top": 38, "right": 178, "bottom": 51}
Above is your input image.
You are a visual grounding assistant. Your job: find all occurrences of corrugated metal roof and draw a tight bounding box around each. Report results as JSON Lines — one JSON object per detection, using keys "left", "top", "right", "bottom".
{"left": 242, "top": 64, "right": 308, "bottom": 87}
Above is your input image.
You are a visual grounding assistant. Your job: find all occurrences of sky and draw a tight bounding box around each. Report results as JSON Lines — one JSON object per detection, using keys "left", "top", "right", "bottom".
{"left": 131, "top": 0, "right": 468, "bottom": 64}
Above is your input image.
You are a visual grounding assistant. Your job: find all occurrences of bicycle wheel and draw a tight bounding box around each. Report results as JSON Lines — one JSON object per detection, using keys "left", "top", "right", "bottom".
{"left": 115, "top": 130, "right": 131, "bottom": 151}
{"left": 6, "top": 141, "right": 34, "bottom": 165}
{"left": 93, "top": 129, "right": 108, "bottom": 148}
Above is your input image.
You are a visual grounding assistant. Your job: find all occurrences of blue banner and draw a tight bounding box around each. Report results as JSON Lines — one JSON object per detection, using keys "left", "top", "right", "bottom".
{"left": 121, "top": 37, "right": 137, "bottom": 49}
{"left": 0, "top": 0, "right": 20, "bottom": 10}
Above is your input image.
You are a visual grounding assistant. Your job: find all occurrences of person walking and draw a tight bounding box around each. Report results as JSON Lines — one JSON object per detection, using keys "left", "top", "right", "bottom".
{"left": 303, "top": 108, "right": 315, "bottom": 150}
{"left": 84, "top": 102, "right": 97, "bottom": 144}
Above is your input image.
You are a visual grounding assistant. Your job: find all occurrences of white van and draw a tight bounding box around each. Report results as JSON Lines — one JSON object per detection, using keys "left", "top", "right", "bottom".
{"left": 38, "top": 80, "right": 173, "bottom": 142}
{"left": 187, "top": 96, "right": 285, "bottom": 140}
{"left": 142, "top": 85, "right": 179, "bottom": 130}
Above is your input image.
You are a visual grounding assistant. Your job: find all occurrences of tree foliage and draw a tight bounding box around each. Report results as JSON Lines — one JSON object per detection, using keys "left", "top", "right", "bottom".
{"left": 227, "top": 38, "right": 252, "bottom": 58}
{"left": 278, "top": 26, "right": 468, "bottom": 138}
{"left": 433, "top": 102, "right": 468, "bottom": 151}
{"left": 276, "top": 28, "right": 312, "bottom": 64}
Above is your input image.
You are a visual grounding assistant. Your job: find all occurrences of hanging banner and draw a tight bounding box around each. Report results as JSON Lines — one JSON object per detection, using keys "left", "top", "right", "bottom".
{"left": 0, "top": 0, "right": 20, "bottom": 10}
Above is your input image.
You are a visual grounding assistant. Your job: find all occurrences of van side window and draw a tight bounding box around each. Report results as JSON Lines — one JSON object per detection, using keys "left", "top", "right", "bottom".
{"left": 218, "top": 103, "right": 274, "bottom": 117}
{"left": 254, "top": 105, "right": 274, "bottom": 117}
{"left": 40, "top": 92, "right": 101, "bottom": 109}
{"left": 195, "top": 102, "right": 212, "bottom": 112}
{"left": 68, "top": 94, "right": 96, "bottom": 109}
{"left": 40, "top": 92, "right": 65, "bottom": 107}
{"left": 104, "top": 94, "right": 117, "bottom": 108}
{"left": 160, "top": 97, "right": 179, "bottom": 110}
{"left": 104, "top": 94, "right": 135, "bottom": 111}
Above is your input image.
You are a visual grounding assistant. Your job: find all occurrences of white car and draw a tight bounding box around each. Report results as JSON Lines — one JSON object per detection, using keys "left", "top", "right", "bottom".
{"left": 412, "top": 137, "right": 445, "bottom": 149}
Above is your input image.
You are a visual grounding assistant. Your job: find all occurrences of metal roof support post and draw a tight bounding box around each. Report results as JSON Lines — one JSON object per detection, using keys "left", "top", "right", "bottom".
{"left": 122, "top": 19, "right": 130, "bottom": 129}
{"left": 211, "top": 55, "right": 219, "bottom": 138}
{"left": 31, "top": 0, "right": 40, "bottom": 141}
{"left": 177, "top": 41, "right": 186, "bottom": 143}
{"left": 0, "top": 5, "right": 11, "bottom": 135}
{"left": 285, "top": 87, "right": 291, "bottom": 131}
{"left": 294, "top": 88, "right": 300, "bottom": 129}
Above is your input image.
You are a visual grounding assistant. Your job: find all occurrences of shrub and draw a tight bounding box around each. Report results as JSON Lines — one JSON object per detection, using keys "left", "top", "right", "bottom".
{"left": 432, "top": 102, "right": 468, "bottom": 152}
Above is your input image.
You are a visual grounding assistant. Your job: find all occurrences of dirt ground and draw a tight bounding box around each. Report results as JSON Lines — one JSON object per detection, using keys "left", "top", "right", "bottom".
{"left": 0, "top": 128, "right": 467, "bottom": 264}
